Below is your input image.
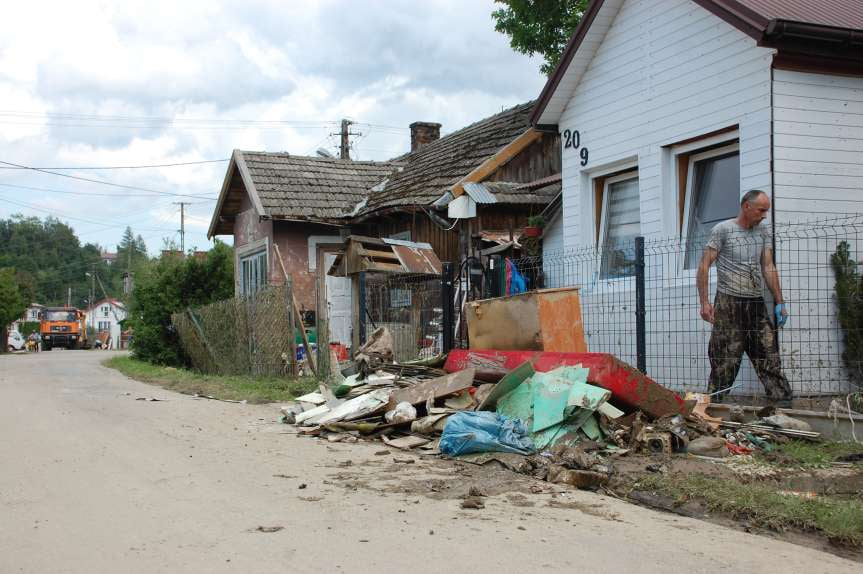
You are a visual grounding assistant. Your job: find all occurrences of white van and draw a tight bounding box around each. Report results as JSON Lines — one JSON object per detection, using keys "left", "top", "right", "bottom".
{"left": 6, "top": 330, "right": 25, "bottom": 352}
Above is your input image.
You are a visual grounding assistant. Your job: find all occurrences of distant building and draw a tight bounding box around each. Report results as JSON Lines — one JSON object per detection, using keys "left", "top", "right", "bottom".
{"left": 84, "top": 299, "right": 128, "bottom": 349}
{"left": 101, "top": 251, "right": 118, "bottom": 265}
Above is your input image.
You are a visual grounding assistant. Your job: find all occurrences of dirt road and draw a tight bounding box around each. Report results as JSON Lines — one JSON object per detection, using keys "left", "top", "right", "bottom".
{"left": 1, "top": 351, "right": 856, "bottom": 573}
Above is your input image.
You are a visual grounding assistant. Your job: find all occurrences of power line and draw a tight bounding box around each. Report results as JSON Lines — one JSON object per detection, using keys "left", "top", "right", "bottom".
{"left": 0, "top": 181, "right": 218, "bottom": 199}
{"left": 0, "top": 159, "right": 229, "bottom": 170}
{"left": 0, "top": 196, "right": 174, "bottom": 232}
{"left": 0, "top": 159, "right": 218, "bottom": 199}
{"left": 0, "top": 110, "right": 342, "bottom": 124}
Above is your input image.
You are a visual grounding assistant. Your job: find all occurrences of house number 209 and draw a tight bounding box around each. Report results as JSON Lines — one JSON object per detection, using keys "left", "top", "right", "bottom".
{"left": 562, "top": 129, "right": 589, "bottom": 167}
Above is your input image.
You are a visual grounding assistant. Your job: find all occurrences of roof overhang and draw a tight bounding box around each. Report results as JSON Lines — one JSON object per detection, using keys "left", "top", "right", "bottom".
{"left": 531, "top": 0, "right": 863, "bottom": 127}
{"left": 207, "top": 149, "right": 267, "bottom": 239}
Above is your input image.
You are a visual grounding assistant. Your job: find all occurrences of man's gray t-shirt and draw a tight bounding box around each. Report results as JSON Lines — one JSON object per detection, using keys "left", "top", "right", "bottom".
{"left": 706, "top": 219, "right": 771, "bottom": 298}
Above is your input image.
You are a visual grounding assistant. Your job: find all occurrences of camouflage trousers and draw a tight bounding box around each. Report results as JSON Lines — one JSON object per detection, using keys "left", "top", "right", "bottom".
{"left": 708, "top": 292, "right": 793, "bottom": 401}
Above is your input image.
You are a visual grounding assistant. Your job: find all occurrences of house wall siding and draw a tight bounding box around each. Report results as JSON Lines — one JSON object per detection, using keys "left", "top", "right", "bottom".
{"left": 550, "top": 0, "right": 797, "bottom": 394}
{"left": 558, "top": 0, "right": 774, "bottom": 249}
{"left": 773, "top": 69, "right": 863, "bottom": 221}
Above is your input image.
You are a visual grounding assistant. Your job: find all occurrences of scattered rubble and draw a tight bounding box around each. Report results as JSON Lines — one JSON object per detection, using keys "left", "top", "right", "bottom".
{"left": 281, "top": 330, "right": 832, "bottom": 499}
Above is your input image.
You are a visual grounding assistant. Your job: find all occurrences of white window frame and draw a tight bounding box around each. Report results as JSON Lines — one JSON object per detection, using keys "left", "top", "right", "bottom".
{"left": 598, "top": 171, "right": 640, "bottom": 281}
{"left": 240, "top": 249, "right": 268, "bottom": 296}
{"left": 680, "top": 142, "right": 740, "bottom": 271}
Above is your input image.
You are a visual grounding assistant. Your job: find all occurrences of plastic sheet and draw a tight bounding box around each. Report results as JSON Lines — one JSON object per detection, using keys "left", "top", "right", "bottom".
{"left": 439, "top": 411, "right": 534, "bottom": 456}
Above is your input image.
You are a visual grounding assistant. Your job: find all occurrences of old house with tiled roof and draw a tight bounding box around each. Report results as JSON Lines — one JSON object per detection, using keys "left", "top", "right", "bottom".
{"left": 208, "top": 150, "right": 402, "bottom": 312}
{"left": 352, "top": 102, "right": 561, "bottom": 264}
{"left": 208, "top": 103, "right": 561, "bottom": 352}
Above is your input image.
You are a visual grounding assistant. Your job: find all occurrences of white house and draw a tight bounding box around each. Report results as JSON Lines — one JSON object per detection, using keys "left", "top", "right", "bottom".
{"left": 8, "top": 303, "right": 44, "bottom": 333}
{"left": 532, "top": 0, "right": 863, "bottom": 395}
{"left": 85, "top": 299, "right": 127, "bottom": 349}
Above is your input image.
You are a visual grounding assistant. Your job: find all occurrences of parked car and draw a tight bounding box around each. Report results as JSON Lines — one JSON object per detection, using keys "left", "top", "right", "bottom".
{"left": 6, "top": 330, "right": 25, "bottom": 352}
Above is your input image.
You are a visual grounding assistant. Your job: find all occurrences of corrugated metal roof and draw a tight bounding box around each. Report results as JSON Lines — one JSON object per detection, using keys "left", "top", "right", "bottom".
{"left": 462, "top": 182, "right": 498, "bottom": 204}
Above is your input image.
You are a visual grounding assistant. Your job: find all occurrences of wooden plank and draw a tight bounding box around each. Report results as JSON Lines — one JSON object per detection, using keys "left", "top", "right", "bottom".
{"left": 382, "top": 435, "right": 431, "bottom": 450}
{"left": 357, "top": 247, "right": 400, "bottom": 260}
{"left": 451, "top": 129, "right": 544, "bottom": 198}
{"left": 387, "top": 368, "right": 475, "bottom": 410}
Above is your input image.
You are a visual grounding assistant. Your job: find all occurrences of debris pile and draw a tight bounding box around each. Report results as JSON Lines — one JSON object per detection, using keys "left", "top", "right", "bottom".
{"left": 281, "top": 331, "right": 821, "bottom": 491}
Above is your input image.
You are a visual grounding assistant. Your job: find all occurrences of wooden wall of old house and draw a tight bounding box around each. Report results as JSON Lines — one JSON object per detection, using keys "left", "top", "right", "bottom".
{"left": 356, "top": 209, "right": 460, "bottom": 264}
{"left": 487, "top": 134, "right": 561, "bottom": 184}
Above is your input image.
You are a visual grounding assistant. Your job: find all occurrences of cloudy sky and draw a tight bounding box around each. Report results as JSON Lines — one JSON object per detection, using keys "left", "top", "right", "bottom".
{"left": 0, "top": 0, "right": 547, "bottom": 255}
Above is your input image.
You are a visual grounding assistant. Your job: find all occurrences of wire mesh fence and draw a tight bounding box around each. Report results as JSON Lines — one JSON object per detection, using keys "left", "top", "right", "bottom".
{"left": 492, "top": 214, "right": 863, "bottom": 398}
{"left": 362, "top": 272, "right": 443, "bottom": 363}
{"left": 172, "top": 283, "right": 295, "bottom": 376}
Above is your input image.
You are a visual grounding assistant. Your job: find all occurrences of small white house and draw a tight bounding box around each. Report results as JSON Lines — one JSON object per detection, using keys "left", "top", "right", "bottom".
{"left": 532, "top": 0, "right": 863, "bottom": 395}
{"left": 8, "top": 303, "right": 44, "bottom": 333}
{"left": 85, "top": 299, "right": 127, "bottom": 349}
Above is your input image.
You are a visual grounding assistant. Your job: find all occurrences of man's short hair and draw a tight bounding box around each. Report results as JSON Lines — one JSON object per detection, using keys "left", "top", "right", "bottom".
{"left": 741, "top": 189, "right": 766, "bottom": 206}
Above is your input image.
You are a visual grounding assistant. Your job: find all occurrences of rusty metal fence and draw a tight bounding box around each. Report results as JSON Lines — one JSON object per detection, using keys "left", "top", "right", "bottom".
{"left": 172, "top": 283, "right": 295, "bottom": 376}
{"left": 361, "top": 272, "right": 444, "bottom": 363}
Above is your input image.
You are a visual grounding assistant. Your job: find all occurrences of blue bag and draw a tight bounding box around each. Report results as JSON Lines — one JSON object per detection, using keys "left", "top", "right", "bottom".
{"left": 439, "top": 411, "right": 535, "bottom": 456}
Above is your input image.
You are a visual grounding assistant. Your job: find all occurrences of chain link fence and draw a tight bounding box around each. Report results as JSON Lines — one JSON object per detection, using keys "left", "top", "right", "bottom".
{"left": 172, "top": 284, "right": 295, "bottom": 376}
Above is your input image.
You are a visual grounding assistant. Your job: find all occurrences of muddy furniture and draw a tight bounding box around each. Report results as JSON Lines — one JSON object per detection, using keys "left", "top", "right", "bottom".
{"left": 466, "top": 287, "right": 587, "bottom": 352}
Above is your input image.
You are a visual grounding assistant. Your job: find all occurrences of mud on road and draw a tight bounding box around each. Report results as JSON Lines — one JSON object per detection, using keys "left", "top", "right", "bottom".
{"left": 1, "top": 350, "right": 859, "bottom": 573}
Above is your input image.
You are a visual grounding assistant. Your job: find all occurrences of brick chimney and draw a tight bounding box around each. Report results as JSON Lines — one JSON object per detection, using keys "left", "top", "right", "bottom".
{"left": 410, "top": 121, "right": 441, "bottom": 152}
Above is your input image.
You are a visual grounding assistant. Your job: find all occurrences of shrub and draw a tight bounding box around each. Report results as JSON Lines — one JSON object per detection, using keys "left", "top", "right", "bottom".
{"left": 830, "top": 241, "right": 863, "bottom": 385}
{"left": 127, "top": 242, "right": 233, "bottom": 366}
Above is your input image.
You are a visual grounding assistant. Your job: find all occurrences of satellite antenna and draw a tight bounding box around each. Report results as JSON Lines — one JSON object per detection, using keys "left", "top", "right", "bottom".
{"left": 316, "top": 148, "right": 335, "bottom": 158}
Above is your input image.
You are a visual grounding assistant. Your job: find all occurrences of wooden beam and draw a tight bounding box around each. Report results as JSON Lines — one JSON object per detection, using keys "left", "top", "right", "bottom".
{"left": 451, "top": 128, "right": 544, "bottom": 198}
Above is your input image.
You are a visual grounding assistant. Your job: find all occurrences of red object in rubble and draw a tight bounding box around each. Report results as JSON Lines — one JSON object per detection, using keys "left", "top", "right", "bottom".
{"left": 444, "top": 349, "right": 690, "bottom": 419}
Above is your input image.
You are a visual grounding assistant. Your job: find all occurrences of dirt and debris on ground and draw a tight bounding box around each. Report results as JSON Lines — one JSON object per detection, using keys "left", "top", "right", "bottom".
{"left": 281, "top": 330, "right": 863, "bottom": 561}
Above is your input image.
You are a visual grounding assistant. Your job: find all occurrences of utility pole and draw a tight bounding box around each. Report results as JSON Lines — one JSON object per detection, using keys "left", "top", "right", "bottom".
{"left": 331, "top": 119, "right": 361, "bottom": 160}
{"left": 173, "top": 202, "right": 187, "bottom": 254}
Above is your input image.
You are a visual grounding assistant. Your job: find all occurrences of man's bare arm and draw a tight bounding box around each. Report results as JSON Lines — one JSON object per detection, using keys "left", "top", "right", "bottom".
{"left": 697, "top": 247, "right": 718, "bottom": 323}
{"left": 762, "top": 247, "right": 784, "bottom": 304}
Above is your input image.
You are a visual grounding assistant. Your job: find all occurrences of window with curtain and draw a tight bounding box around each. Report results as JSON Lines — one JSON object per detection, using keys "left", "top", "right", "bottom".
{"left": 683, "top": 149, "right": 740, "bottom": 269}
{"left": 600, "top": 173, "right": 640, "bottom": 279}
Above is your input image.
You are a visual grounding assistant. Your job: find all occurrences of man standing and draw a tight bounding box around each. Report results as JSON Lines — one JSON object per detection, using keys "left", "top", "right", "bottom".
{"left": 696, "top": 189, "right": 793, "bottom": 406}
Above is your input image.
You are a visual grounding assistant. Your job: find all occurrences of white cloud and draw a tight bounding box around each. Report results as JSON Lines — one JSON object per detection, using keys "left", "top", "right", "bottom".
{"left": 0, "top": 0, "right": 546, "bottom": 253}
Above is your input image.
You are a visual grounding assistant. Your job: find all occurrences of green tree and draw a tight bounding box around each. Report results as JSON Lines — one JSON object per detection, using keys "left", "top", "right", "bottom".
{"left": 492, "top": 0, "right": 588, "bottom": 75}
{"left": 0, "top": 268, "right": 26, "bottom": 352}
{"left": 127, "top": 241, "right": 233, "bottom": 366}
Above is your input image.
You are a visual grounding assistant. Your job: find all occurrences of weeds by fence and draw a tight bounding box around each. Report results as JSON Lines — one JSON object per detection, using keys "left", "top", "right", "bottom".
{"left": 172, "top": 283, "right": 294, "bottom": 376}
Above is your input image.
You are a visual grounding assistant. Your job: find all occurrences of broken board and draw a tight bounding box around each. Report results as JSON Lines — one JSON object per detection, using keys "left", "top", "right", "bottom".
{"left": 387, "top": 369, "right": 475, "bottom": 410}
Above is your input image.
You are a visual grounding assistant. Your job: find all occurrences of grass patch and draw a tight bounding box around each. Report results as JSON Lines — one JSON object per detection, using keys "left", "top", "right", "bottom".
{"left": 766, "top": 440, "right": 863, "bottom": 468}
{"left": 104, "top": 356, "right": 319, "bottom": 404}
{"left": 633, "top": 473, "right": 863, "bottom": 546}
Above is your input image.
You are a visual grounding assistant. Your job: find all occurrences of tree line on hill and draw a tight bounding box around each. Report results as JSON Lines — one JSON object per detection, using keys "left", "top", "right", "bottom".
{"left": 1, "top": 215, "right": 234, "bottom": 362}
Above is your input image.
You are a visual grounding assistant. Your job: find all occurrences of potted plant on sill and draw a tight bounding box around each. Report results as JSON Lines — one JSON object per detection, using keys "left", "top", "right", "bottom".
{"left": 523, "top": 215, "right": 545, "bottom": 238}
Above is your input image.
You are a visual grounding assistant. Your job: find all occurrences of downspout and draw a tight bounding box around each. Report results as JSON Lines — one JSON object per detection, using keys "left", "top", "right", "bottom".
{"left": 769, "top": 61, "right": 776, "bottom": 244}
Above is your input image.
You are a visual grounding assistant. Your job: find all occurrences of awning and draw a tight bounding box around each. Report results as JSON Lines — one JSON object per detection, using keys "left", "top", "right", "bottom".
{"left": 327, "top": 235, "right": 443, "bottom": 277}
